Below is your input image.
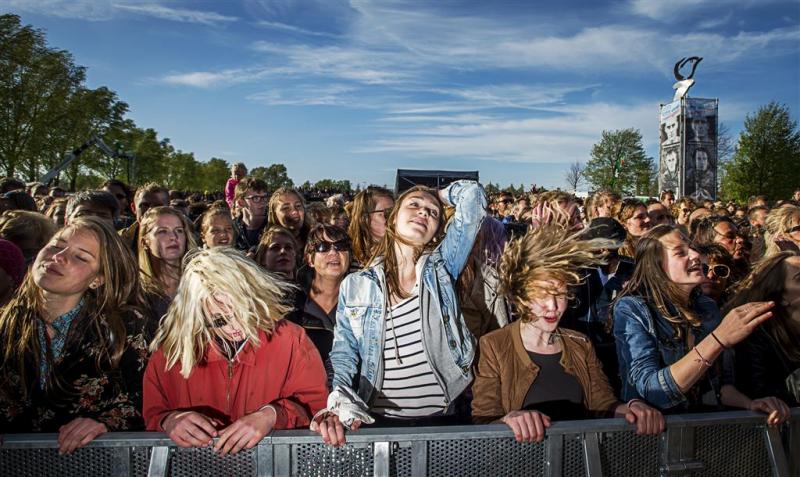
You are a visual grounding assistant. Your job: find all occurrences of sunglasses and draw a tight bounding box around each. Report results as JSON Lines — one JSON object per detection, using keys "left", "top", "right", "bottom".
{"left": 499, "top": 199, "right": 513, "bottom": 204}
{"left": 210, "top": 313, "right": 233, "bottom": 328}
{"left": 245, "top": 195, "right": 269, "bottom": 202}
{"left": 314, "top": 240, "right": 350, "bottom": 253}
{"left": 701, "top": 263, "right": 730, "bottom": 279}
{"left": 370, "top": 208, "right": 392, "bottom": 220}
{"left": 786, "top": 224, "right": 800, "bottom": 234}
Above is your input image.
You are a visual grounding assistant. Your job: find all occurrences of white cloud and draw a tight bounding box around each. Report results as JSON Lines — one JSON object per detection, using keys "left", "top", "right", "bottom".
{"left": 247, "top": 84, "right": 358, "bottom": 106}
{"left": 161, "top": 68, "right": 267, "bottom": 88}
{"left": 112, "top": 4, "right": 238, "bottom": 25}
{"left": 253, "top": 20, "right": 340, "bottom": 38}
{"left": 628, "top": 0, "right": 786, "bottom": 21}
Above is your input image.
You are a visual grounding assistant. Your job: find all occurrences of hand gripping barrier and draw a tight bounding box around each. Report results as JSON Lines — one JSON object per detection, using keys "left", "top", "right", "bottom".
{"left": 2, "top": 409, "right": 798, "bottom": 476}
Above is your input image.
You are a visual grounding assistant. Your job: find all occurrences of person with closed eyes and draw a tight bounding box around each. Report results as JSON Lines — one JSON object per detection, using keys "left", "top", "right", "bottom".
{"left": 313, "top": 181, "right": 486, "bottom": 446}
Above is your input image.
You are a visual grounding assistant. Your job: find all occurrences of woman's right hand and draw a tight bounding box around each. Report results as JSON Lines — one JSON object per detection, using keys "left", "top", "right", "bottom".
{"left": 715, "top": 301, "right": 775, "bottom": 347}
{"left": 162, "top": 411, "right": 220, "bottom": 448}
{"left": 310, "top": 413, "right": 360, "bottom": 447}
{"left": 501, "top": 410, "right": 551, "bottom": 443}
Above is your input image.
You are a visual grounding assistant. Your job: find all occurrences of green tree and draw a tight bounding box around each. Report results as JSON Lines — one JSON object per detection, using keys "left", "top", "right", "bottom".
{"left": 584, "top": 128, "right": 655, "bottom": 195}
{"left": 721, "top": 102, "right": 800, "bottom": 202}
{"left": 251, "top": 164, "right": 293, "bottom": 191}
{"left": 198, "top": 157, "right": 230, "bottom": 192}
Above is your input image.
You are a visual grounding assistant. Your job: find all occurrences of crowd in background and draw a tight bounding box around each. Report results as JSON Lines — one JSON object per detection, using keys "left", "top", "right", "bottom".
{"left": 0, "top": 163, "right": 798, "bottom": 454}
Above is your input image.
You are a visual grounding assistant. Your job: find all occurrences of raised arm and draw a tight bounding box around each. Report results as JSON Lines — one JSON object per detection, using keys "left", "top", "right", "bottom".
{"left": 438, "top": 180, "right": 487, "bottom": 278}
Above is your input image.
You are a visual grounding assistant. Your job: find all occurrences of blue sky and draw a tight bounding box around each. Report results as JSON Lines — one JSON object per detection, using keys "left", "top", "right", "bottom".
{"left": 5, "top": 0, "right": 799, "bottom": 189}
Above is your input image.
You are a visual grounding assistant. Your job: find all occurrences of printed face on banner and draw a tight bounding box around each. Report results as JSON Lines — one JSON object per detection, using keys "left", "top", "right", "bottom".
{"left": 659, "top": 144, "right": 680, "bottom": 192}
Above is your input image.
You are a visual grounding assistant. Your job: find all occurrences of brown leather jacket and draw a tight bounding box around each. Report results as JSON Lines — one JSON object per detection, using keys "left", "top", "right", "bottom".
{"left": 472, "top": 320, "right": 619, "bottom": 423}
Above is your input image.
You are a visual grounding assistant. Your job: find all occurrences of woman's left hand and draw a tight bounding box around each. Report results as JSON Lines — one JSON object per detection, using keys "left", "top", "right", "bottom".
{"left": 58, "top": 417, "right": 107, "bottom": 454}
{"left": 624, "top": 400, "right": 665, "bottom": 435}
{"left": 214, "top": 406, "right": 277, "bottom": 455}
{"left": 749, "top": 396, "right": 791, "bottom": 426}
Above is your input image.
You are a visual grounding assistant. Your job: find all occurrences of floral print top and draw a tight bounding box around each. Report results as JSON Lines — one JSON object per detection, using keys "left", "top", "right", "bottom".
{"left": 37, "top": 297, "right": 85, "bottom": 388}
{"left": 0, "top": 307, "right": 149, "bottom": 433}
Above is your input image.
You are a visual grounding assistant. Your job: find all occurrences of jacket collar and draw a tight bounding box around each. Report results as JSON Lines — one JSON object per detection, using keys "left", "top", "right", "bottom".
{"left": 510, "top": 320, "right": 578, "bottom": 373}
{"left": 205, "top": 330, "right": 264, "bottom": 366}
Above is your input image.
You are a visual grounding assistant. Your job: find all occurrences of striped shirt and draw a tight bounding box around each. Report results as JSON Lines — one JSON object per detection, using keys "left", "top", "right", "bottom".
{"left": 372, "top": 292, "right": 447, "bottom": 418}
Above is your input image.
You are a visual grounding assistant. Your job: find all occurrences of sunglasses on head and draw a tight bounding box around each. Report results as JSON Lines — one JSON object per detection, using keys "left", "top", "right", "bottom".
{"left": 314, "top": 240, "right": 349, "bottom": 253}
{"left": 701, "top": 263, "right": 730, "bottom": 279}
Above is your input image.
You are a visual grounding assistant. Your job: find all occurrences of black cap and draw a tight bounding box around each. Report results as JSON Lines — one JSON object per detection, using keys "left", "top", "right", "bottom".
{"left": 580, "top": 217, "right": 627, "bottom": 246}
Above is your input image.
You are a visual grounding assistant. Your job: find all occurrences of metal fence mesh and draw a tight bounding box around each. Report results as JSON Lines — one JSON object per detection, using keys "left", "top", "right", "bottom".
{"left": 293, "top": 443, "right": 374, "bottom": 477}
{"left": 427, "top": 437, "right": 545, "bottom": 476}
{"left": 166, "top": 446, "right": 255, "bottom": 477}
{"left": 693, "top": 424, "right": 772, "bottom": 477}
{"left": 0, "top": 447, "right": 117, "bottom": 477}
{"left": 562, "top": 434, "right": 586, "bottom": 477}
{"left": 599, "top": 431, "right": 659, "bottom": 477}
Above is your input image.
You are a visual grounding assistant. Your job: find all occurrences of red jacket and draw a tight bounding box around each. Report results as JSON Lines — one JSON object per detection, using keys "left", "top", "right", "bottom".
{"left": 143, "top": 320, "right": 328, "bottom": 431}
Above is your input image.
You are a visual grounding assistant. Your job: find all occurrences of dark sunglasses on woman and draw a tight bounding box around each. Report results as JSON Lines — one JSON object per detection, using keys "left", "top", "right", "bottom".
{"left": 315, "top": 240, "right": 350, "bottom": 253}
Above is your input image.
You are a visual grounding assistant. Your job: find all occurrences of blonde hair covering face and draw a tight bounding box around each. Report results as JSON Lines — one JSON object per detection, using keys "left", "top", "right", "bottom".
{"left": 498, "top": 224, "right": 612, "bottom": 322}
{"left": 764, "top": 205, "right": 800, "bottom": 257}
{"left": 150, "top": 247, "right": 296, "bottom": 378}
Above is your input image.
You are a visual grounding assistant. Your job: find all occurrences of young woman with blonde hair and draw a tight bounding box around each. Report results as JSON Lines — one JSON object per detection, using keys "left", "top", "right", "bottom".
{"left": 472, "top": 225, "right": 663, "bottom": 442}
{"left": 268, "top": 187, "right": 314, "bottom": 254}
{"left": 314, "top": 180, "right": 485, "bottom": 446}
{"left": 763, "top": 204, "right": 800, "bottom": 256}
{"left": 138, "top": 206, "right": 197, "bottom": 296}
{"left": 347, "top": 186, "right": 394, "bottom": 266}
{"left": 143, "top": 247, "right": 328, "bottom": 455}
{"left": 0, "top": 216, "right": 147, "bottom": 453}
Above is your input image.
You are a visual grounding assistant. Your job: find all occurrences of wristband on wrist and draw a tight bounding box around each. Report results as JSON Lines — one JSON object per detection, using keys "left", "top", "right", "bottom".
{"left": 626, "top": 399, "right": 644, "bottom": 412}
{"left": 709, "top": 331, "right": 728, "bottom": 350}
{"left": 692, "top": 346, "right": 713, "bottom": 368}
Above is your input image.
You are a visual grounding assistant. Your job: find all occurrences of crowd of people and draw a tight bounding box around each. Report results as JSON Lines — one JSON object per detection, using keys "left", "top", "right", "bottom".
{"left": 0, "top": 165, "right": 798, "bottom": 455}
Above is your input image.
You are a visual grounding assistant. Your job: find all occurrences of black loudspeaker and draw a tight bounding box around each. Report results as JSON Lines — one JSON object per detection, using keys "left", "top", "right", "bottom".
{"left": 394, "top": 169, "right": 479, "bottom": 194}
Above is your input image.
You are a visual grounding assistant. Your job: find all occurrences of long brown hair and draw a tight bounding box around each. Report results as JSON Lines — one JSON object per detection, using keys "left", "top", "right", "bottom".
{"left": 613, "top": 224, "right": 701, "bottom": 338}
{"left": 369, "top": 186, "right": 444, "bottom": 300}
{"left": 138, "top": 206, "right": 197, "bottom": 297}
{"left": 347, "top": 186, "right": 394, "bottom": 265}
{"left": 268, "top": 187, "right": 313, "bottom": 241}
{"left": 0, "top": 216, "right": 140, "bottom": 399}
{"left": 723, "top": 251, "right": 800, "bottom": 363}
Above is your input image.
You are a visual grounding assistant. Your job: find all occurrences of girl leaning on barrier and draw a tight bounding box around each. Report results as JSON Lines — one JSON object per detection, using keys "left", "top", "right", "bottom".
{"left": 313, "top": 180, "right": 486, "bottom": 446}
{"left": 725, "top": 251, "right": 800, "bottom": 407}
{"left": 471, "top": 224, "right": 664, "bottom": 443}
{"left": 612, "top": 224, "right": 792, "bottom": 424}
{"left": 143, "top": 247, "right": 328, "bottom": 455}
{"left": 0, "top": 216, "right": 148, "bottom": 454}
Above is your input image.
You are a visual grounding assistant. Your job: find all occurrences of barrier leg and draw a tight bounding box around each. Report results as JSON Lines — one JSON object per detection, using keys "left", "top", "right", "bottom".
{"left": 411, "top": 440, "right": 427, "bottom": 477}
{"left": 256, "top": 441, "right": 272, "bottom": 477}
{"left": 546, "top": 434, "right": 563, "bottom": 477}
{"left": 373, "top": 441, "right": 390, "bottom": 477}
{"left": 147, "top": 446, "right": 169, "bottom": 477}
{"left": 583, "top": 432, "right": 603, "bottom": 477}
{"left": 112, "top": 446, "right": 131, "bottom": 477}
{"left": 273, "top": 444, "right": 290, "bottom": 476}
{"left": 764, "top": 426, "right": 791, "bottom": 477}
{"left": 659, "top": 427, "right": 702, "bottom": 476}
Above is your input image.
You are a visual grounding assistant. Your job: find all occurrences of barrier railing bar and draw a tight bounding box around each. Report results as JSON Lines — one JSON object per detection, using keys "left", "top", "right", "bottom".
{"left": 545, "top": 434, "right": 563, "bottom": 477}
{"left": 583, "top": 432, "right": 603, "bottom": 477}
{"left": 147, "top": 446, "right": 169, "bottom": 477}
{"left": 764, "top": 426, "right": 791, "bottom": 477}
{"left": 659, "top": 426, "right": 702, "bottom": 477}
{"left": 411, "top": 440, "right": 427, "bottom": 477}
{"left": 3, "top": 409, "right": 795, "bottom": 449}
{"left": 373, "top": 441, "right": 390, "bottom": 477}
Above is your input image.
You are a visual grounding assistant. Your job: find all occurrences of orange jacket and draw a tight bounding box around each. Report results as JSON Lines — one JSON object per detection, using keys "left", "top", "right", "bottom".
{"left": 143, "top": 320, "right": 328, "bottom": 431}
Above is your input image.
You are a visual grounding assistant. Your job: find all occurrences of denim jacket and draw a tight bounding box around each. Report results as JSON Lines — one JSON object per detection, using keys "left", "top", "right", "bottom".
{"left": 613, "top": 293, "right": 731, "bottom": 411}
{"left": 330, "top": 180, "right": 487, "bottom": 410}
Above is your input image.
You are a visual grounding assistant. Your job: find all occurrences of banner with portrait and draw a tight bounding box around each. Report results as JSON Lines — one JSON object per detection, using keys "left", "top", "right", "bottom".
{"left": 684, "top": 98, "right": 718, "bottom": 200}
{"left": 659, "top": 100, "right": 682, "bottom": 194}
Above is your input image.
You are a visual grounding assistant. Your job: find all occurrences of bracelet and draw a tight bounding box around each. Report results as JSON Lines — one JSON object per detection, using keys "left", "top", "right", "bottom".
{"left": 709, "top": 331, "right": 728, "bottom": 350}
{"left": 626, "top": 399, "right": 644, "bottom": 412}
{"left": 692, "top": 346, "right": 713, "bottom": 368}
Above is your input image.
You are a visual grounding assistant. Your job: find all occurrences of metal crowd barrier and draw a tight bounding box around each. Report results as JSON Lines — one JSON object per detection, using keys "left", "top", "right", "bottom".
{"left": 2, "top": 409, "right": 798, "bottom": 476}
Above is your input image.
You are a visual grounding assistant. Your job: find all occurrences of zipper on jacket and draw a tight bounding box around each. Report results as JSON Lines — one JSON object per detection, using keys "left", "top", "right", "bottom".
{"left": 226, "top": 359, "right": 233, "bottom": 416}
